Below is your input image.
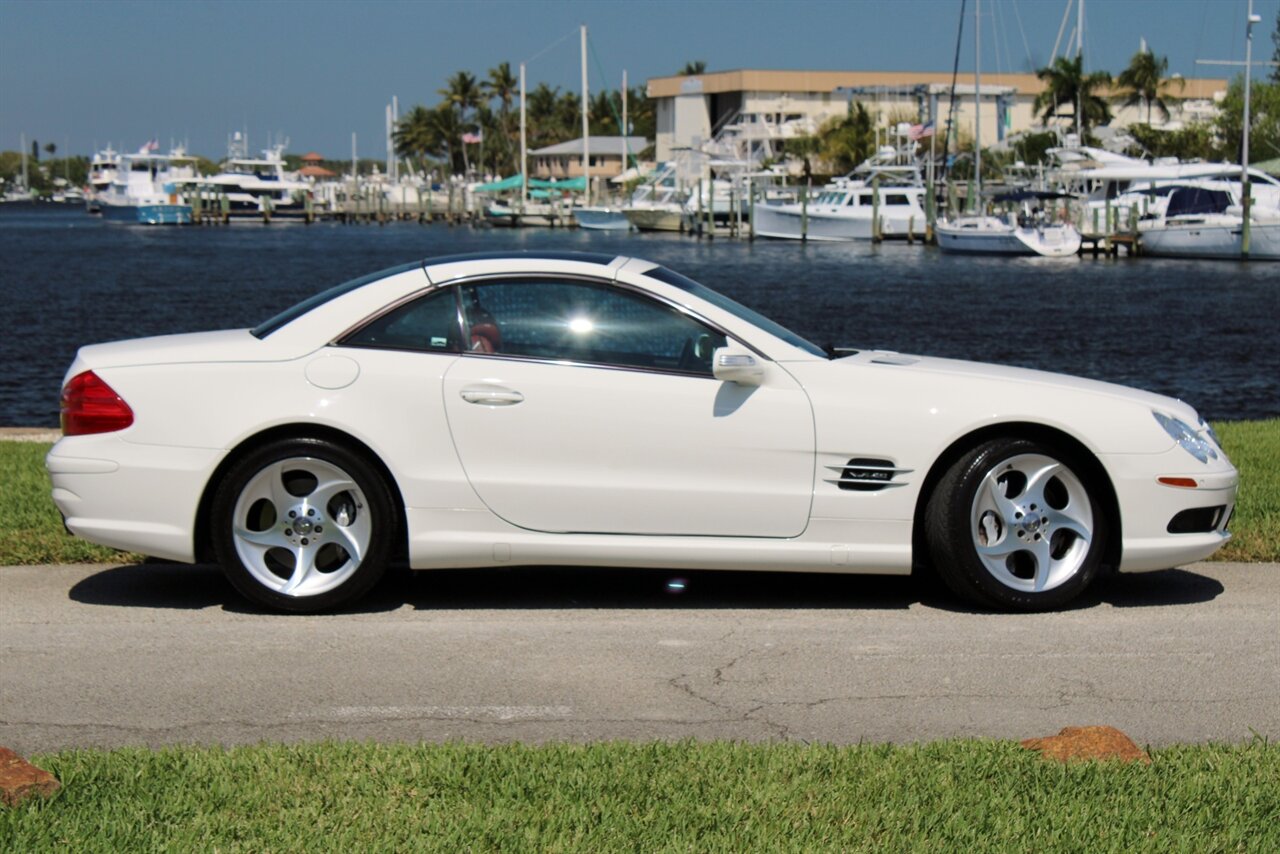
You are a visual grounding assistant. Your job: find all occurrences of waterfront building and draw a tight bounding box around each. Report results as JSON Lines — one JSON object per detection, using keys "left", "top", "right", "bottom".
{"left": 646, "top": 69, "right": 1227, "bottom": 161}
{"left": 529, "top": 136, "right": 650, "bottom": 181}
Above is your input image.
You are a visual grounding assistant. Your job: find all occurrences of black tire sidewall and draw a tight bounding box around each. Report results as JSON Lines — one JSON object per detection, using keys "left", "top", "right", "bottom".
{"left": 211, "top": 437, "right": 395, "bottom": 613}
{"left": 927, "top": 437, "right": 1106, "bottom": 611}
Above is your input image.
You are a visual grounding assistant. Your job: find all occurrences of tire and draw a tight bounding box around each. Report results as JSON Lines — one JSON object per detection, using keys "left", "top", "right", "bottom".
{"left": 211, "top": 437, "right": 395, "bottom": 613}
{"left": 924, "top": 437, "right": 1107, "bottom": 611}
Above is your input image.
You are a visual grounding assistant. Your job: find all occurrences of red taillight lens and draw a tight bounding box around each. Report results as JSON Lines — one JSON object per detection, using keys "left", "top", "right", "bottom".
{"left": 60, "top": 371, "right": 134, "bottom": 436}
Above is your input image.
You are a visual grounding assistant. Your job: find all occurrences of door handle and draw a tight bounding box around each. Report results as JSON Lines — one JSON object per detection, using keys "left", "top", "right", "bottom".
{"left": 459, "top": 386, "right": 524, "bottom": 406}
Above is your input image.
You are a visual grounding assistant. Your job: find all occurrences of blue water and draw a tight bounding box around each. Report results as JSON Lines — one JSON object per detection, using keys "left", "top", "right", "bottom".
{"left": 1, "top": 204, "right": 1276, "bottom": 425}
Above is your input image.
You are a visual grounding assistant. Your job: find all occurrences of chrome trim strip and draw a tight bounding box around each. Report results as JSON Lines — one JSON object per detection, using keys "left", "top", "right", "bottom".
{"left": 823, "top": 464, "right": 914, "bottom": 474}
{"left": 822, "top": 478, "right": 909, "bottom": 488}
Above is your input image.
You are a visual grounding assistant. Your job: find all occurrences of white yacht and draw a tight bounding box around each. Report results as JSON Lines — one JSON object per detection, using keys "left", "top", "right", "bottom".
{"left": 752, "top": 132, "right": 929, "bottom": 241}
{"left": 622, "top": 162, "right": 690, "bottom": 232}
{"left": 1138, "top": 179, "right": 1280, "bottom": 260}
{"left": 99, "top": 145, "right": 197, "bottom": 225}
{"left": 85, "top": 146, "right": 119, "bottom": 213}
{"left": 187, "top": 135, "right": 312, "bottom": 221}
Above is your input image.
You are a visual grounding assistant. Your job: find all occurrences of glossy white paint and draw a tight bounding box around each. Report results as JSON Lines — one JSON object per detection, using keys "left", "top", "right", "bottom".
{"left": 49, "top": 253, "right": 1238, "bottom": 586}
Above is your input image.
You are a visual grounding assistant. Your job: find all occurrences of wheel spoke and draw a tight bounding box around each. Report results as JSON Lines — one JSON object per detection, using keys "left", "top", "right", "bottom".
{"left": 329, "top": 519, "right": 365, "bottom": 565}
{"left": 1032, "top": 538, "right": 1055, "bottom": 592}
{"left": 1046, "top": 506, "right": 1092, "bottom": 543}
{"left": 281, "top": 545, "right": 319, "bottom": 595}
{"left": 979, "top": 471, "right": 1017, "bottom": 519}
{"left": 1021, "top": 461, "right": 1063, "bottom": 508}
{"left": 311, "top": 476, "right": 360, "bottom": 511}
{"left": 976, "top": 538, "right": 1022, "bottom": 559}
{"left": 233, "top": 524, "right": 288, "bottom": 550}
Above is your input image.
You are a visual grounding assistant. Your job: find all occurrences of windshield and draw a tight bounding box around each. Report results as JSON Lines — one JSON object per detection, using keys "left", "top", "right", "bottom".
{"left": 251, "top": 261, "right": 423, "bottom": 338}
{"left": 644, "top": 266, "right": 827, "bottom": 358}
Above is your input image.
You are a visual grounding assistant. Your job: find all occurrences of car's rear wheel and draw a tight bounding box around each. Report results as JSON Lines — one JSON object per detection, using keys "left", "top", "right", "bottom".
{"left": 211, "top": 438, "right": 394, "bottom": 612}
{"left": 925, "top": 437, "right": 1106, "bottom": 611}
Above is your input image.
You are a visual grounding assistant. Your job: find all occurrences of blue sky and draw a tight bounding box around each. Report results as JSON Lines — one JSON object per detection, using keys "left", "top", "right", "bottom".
{"left": 2, "top": 0, "right": 1277, "bottom": 160}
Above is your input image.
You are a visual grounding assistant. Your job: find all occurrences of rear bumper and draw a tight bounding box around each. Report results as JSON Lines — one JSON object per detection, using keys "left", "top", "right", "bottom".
{"left": 47, "top": 434, "right": 224, "bottom": 563}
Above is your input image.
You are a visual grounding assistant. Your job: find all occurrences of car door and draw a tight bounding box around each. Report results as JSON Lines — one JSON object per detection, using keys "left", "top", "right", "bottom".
{"left": 441, "top": 277, "right": 815, "bottom": 537}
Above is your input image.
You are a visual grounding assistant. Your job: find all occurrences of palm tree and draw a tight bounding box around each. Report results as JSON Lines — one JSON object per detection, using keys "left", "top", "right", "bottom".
{"left": 1117, "top": 49, "right": 1182, "bottom": 124}
{"left": 1034, "top": 55, "right": 1113, "bottom": 135}
{"left": 679, "top": 60, "right": 707, "bottom": 76}
{"left": 484, "top": 62, "right": 519, "bottom": 173}
{"left": 526, "top": 83, "right": 561, "bottom": 149}
{"left": 439, "top": 70, "right": 481, "bottom": 173}
{"left": 819, "top": 103, "right": 876, "bottom": 174}
{"left": 394, "top": 104, "right": 461, "bottom": 174}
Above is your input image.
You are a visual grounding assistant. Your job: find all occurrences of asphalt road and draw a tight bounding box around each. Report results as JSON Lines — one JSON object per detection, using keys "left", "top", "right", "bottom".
{"left": 1, "top": 561, "right": 1276, "bottom": 754}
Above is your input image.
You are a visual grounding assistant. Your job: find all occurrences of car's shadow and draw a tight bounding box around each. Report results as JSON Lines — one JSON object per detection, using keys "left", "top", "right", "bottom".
{"left": 67, "top": 562, "right": 1225, "bottom": 615}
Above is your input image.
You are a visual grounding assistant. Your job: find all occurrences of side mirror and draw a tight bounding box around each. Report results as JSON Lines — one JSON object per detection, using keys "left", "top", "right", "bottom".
{"left": 712, "top": 347, "right": 765, "bottom": 386}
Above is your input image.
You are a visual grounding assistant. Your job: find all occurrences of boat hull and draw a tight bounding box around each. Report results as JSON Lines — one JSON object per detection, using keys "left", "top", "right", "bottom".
{"left": 574, "top": 208, "right": 633, "bottom": 231}
{"left": 936, "top": 221, "right": 1081, "bottom": 257}
{"left": 1140, "top": 222, "right": 1280, "bottom": 260}
{"left": 100, "top": 203, "right": 191, "bottom": 225}
{"left": 623, "top": 208, "right": 688, "bottom": 232}
{"left": 752, "top": 203, "right": 926, "bottom": 241}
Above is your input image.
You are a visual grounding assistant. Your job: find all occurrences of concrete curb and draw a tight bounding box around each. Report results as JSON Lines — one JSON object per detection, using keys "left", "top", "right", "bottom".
{"left": 0, "top": 428, "right": 60, "bottom": 443}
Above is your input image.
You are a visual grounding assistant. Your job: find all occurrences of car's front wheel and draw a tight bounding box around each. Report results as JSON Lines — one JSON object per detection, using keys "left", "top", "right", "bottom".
{"left": 211, "top": 438, "right": 395, "bottom": 612}
{"left": 925, "top": 437, "right": 1107, "bottom": 611}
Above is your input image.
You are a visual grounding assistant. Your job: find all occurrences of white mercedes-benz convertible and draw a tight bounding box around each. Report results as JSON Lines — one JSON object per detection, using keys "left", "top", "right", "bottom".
{"left": 49, "top": 252, "right": 1238, "bottom": 612}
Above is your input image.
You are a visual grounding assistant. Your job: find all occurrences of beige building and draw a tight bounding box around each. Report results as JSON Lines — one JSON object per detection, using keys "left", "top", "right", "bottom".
{"left": 529, "top": 136, "right": 649, "bottom": 180}
{"left": 646, "top": 69, "right": 1227, "bottom": 160}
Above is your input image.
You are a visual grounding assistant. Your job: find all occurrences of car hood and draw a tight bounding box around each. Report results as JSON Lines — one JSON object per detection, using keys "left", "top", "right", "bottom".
{"left": 827, "top": 350, "right": 1202, "bottom": 423}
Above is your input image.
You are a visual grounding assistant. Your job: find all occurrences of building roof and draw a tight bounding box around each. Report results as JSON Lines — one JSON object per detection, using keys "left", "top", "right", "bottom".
{"left": 301, "top": 152, "right": 325, "bottom": 162}
{"left": 299, "top": 165, "right": 337, "bottom": 177}
{"left": 530, "top": 136, "right": 649, "bottom": 157}
{"left": 646, "top": 69, "right": 1227, "bottom": 101}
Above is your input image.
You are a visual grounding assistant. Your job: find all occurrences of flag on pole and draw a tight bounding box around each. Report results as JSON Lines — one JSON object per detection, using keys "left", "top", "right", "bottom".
{"left": 908, "top": 121, "right": 935, "bottom": 141}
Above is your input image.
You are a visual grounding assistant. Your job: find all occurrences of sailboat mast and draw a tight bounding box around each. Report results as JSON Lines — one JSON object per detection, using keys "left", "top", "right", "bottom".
{"left": 520, "top": 62, "right": 528, "bottom": 210}
{"left": 974, "top": 0, "right": 981, "bottom": 200}
{"left": 1242, "top": 0, "right": 1257, "bottom": 256}
{"left": 581, "top": 25, "right": 590, "bottom": 206}
{"left": 1076, "top": 0, "right": 1084, "bottom": 138}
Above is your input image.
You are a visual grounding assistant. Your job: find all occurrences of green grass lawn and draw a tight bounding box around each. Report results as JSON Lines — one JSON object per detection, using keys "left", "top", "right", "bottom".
{"left": 2, "top": 740, "right": 1276, "bottom": 851}
{"left": 3, "top": 419, "right": 1277, "bottom": 566}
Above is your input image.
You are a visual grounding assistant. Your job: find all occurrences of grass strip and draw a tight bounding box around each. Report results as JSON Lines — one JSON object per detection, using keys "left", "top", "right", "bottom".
{"left": 2, "top": 740, "right": 1276, "bottom": 852}
{"left": 3, "top": 418, "right": 1277, "bottom": 566}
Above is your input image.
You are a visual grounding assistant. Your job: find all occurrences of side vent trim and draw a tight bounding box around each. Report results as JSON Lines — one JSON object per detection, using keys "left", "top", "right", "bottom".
{"left": 827, "top": 458, "right": 913, "bottom": 492}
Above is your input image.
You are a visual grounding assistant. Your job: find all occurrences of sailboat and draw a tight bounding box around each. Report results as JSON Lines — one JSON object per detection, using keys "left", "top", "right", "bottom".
{"left": 936, "top": 0, "right": 1082, "bottom": 257}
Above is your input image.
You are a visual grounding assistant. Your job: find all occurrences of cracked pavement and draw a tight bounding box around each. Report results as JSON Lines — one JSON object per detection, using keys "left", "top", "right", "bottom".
{"left": 1, "top": 561, "right": 1276, "bottom": 753}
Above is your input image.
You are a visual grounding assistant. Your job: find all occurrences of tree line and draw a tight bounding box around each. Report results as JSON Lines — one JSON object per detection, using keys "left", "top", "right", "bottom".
{"left": 392, "top": 61, "right": 658, "bottom": 178}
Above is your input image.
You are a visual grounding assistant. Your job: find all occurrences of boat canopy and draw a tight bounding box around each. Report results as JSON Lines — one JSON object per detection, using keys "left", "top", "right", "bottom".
{"left": 991, "top": 190, "right": 1077, "bottom": 203}
{"left": 1165, "top": 186, "right": 1232, "bottom": 217}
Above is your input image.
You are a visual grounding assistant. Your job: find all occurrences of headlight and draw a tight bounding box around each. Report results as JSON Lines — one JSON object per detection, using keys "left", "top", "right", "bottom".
{"left": 1153, "top": 411, "right": 1218, "bottom": 464}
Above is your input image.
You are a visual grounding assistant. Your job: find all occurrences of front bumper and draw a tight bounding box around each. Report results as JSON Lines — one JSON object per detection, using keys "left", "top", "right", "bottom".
{"left": 1102, "top": 446, "right": 1239, "bottom": 572}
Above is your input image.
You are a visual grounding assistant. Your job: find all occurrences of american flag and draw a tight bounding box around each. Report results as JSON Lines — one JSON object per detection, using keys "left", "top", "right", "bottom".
{"left": 908, "top": 121, "right": 935, "bottom": 141}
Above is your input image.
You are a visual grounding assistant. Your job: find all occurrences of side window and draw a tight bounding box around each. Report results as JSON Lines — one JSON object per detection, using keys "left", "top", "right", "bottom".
{"left": 458, "top": 280, "right": 727, "bottom": 375}
{"left": 342, "top": 288, "right": 460, "bottom": 352}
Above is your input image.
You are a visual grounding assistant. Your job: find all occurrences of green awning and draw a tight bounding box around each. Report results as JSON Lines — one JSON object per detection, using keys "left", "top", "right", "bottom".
{"left": 472, "top": 174, "right": 525, "bottom": 193}
{"left": 472, "top": 174, "right": 588, "bottom": 193}
{"left": 530, "top": 176, "right": 586, "bottom": 191}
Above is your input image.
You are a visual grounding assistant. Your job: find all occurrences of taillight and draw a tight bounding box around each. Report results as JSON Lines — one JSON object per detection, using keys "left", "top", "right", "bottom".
{"left": 60, "top": 371, "right": 134, "bottom": 436}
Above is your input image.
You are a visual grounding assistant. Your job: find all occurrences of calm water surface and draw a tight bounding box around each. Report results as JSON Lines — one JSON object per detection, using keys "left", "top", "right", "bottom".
{"left": 1, "top": 205, "right": 1276, "bottom": 425}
